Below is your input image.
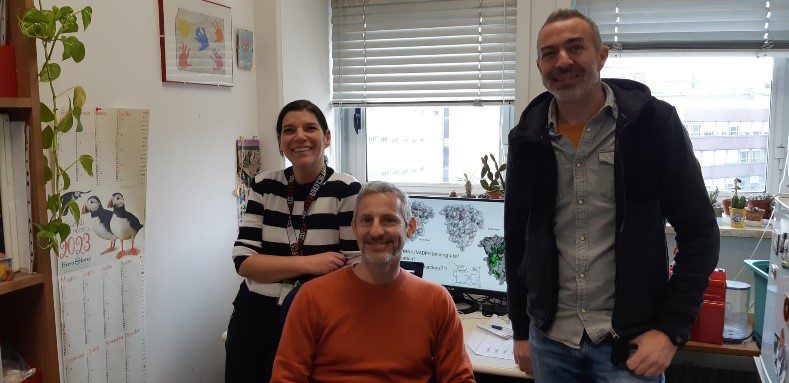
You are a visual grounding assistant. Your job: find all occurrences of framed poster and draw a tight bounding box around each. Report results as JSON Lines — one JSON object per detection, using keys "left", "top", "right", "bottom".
{"left": 158, "top": 0, "right": 233, "bottom": 86}
{"left": 237, "top": 29, "right": 253, "bottom": 69}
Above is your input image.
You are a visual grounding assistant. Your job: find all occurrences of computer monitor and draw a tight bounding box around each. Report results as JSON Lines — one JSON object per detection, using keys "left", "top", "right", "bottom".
{"left": 402, "top": 196, "right": 506, "bottom": 299}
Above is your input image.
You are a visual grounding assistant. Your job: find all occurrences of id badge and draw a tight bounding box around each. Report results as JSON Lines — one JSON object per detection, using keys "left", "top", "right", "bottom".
{"left": 277, "top": 283, "right": 294, "bottom": 306}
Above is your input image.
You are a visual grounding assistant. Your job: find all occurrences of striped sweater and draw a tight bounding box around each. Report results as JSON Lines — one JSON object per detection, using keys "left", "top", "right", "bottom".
{"left": 233, "top": 166, "right": 361, "bottom": 295}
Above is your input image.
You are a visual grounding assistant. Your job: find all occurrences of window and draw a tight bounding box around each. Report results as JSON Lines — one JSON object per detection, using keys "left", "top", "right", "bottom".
{"left": 601, "top": 54, "right": 773, "bottom": 193}
{"left": 331, "top": 0, "right": 517, "bottom": 190}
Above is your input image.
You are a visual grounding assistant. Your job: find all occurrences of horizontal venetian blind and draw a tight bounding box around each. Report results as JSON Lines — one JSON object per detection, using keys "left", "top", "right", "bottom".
{"left": 574, "top": 0, "right": 788, "bottom": 50}
{"left": 331, "top": 0, "right": 517, "bottom": 105}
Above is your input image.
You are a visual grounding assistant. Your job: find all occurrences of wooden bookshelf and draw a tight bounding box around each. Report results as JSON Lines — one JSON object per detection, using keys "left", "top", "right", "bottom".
{"left": 0, "top": 97, "right": 33, "bottom": 108}
{"left": 0, "top": 271, "right": 44, "bottom": 295}
{"left": 0, "top": 0, "right": 60, "bottom": 382}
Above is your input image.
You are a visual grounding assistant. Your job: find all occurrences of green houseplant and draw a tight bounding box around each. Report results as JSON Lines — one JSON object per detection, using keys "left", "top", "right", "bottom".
{"left": 708, "top": 188, "right": 723, "bottom": 217}
{"left": 729, "top": 178, "right": 747, "bottom": 229}
{"left": 19, "top": 3, "right": 94, "bottom": 255}
{"left": 480, "top": 153, "right": 506, "bottom": 199}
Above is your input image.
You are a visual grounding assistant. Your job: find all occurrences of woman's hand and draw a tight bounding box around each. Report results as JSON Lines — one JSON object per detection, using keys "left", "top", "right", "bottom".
{"left": 302, "top": 252, "right": 346, "bottom": 275}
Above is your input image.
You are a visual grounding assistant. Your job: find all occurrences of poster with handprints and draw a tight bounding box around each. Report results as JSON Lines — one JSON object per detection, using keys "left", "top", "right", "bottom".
{"left": 158, "top": 0, "right": 233, "bottom": 86}
{"left": 55, "top": 108, "right": 149, "bottom": 382}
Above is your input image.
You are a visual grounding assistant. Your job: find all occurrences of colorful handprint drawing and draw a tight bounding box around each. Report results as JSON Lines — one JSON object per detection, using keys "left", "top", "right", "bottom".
{"left": 178, "top": 44, "right": 191, "bottom": 69}
{"left": 211, "top": 48, "right": 224, "bottom": 71}
{"left": 176, "top": 16, "right": 191, "bottom": 38}
{"left": 213, "top": 20, "right": 224, "bottom": 43}
{"left": 194, "top": 26, "right": 209, "bottom": 51}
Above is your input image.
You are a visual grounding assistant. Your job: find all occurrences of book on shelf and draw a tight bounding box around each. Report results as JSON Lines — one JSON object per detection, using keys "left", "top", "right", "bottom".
{"left": 0, "top": 113, "right": 34, "bottom": 273}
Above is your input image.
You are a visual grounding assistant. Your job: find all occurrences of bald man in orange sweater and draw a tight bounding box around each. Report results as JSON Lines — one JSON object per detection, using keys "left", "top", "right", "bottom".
{"left": 271, "top": 181, "right": 475, "bottom": 383}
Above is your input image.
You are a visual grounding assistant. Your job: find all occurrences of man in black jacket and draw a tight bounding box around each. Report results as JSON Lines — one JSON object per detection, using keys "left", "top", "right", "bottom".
{"left": 504, "top": 9, "right": 719, "bottom": 381}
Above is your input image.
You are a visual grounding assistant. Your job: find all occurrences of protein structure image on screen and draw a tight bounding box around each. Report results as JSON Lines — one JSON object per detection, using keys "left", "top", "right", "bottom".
{"left": 478, "top": 235, "right": 505, "bottom": 284}
{"left": 410, "top": 201, "right": 435, "bottom": 240}
{"left": 439, "top": 204, "right": 484, "bottom": 251}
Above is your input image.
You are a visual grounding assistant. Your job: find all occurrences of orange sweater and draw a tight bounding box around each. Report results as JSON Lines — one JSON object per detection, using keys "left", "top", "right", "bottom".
{"left": 272, "top": 266, "right": 475, "bottom": 383}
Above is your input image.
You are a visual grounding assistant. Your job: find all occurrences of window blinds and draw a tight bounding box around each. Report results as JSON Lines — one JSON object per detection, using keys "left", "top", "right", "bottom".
{"left": 574, "top": 0, "right": 788, "bottom": 50}
{"left": 331, "top": 0, "right": 517, "bottom": 105}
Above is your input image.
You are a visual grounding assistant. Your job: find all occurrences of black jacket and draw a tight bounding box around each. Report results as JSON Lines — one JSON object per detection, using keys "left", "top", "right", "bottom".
{"left": 504, "top": 79, "right": 720, "bottom": 348}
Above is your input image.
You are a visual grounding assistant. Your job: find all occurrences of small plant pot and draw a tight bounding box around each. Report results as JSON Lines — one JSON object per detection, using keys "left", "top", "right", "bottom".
{"left": 747, "top": 199, "right": 773, "bottom": 219}
{"left": 486, "top": 190, "right": 504, "bottom": 199}
{"left": 746, "top": 208, "right": 766, "bottom": 222}
{"left": 730, "top": 207, "right": 747, "bottom": 229}
{"left": 722, "top": 198, "right": 732, "bottom": 216}
{"left": 712, "top": 206, "right": 723, "bottom": 217}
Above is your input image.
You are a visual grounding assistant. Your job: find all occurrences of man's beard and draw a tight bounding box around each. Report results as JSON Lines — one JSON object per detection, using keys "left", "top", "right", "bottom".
{"left": 543, "top": 66, "right": 600, "bottom": 102}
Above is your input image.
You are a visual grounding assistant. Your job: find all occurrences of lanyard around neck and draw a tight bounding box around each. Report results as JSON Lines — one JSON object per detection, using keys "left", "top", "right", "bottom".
{"left": 285, "top": 166, "right": 327, "bottom": 256}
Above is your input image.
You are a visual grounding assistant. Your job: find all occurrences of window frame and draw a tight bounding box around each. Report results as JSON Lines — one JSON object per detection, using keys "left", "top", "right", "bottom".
{"left": 336, "top": 104, "right": 515, "bottom": 195}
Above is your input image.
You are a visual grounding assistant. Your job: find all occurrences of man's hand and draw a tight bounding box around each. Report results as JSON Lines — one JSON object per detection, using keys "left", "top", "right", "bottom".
{"left": 626, "top": 330, "right": 677, "bottom": 377}
{"left": 513, "top": 339, "right": 533, "bottom": 374}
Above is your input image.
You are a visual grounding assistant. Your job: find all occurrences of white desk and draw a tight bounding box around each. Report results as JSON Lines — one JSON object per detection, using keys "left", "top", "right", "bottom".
{"left": 460, "top": 311, "right": 532, "bottom": 379}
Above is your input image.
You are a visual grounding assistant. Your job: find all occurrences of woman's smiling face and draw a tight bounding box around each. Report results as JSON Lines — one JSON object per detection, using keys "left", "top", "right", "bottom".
{"left": 278, "top": 110, "right": 331, "bottom": 172}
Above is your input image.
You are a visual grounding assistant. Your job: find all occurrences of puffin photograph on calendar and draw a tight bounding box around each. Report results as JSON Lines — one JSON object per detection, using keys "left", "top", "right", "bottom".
{"left": 57, "top": 188, "right": 147, "bottom": 273}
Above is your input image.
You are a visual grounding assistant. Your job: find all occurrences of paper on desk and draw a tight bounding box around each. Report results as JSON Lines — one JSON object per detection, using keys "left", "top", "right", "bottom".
{"left": 476, "top": 314, "right": 514, "bottom": 339}
{"left": 465, "top": 330, "right": 514, "bottom": 360}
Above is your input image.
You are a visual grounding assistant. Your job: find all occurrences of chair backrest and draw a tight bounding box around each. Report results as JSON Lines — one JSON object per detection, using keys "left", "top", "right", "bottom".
{"left": 400, "top": 261, "right": 424, "bottom": 278}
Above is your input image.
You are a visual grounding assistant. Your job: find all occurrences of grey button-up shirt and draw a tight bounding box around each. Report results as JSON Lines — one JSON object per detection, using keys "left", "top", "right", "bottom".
{"left": 546, "top": 83, "right": 618, "bottom": 348}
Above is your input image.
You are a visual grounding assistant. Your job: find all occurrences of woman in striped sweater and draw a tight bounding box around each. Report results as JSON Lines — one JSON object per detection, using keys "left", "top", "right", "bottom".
{"left": 225, "top": 100, "right": 361, "bottom": 383}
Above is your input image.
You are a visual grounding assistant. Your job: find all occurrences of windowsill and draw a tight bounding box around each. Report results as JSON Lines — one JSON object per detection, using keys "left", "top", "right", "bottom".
{"left": 665, "top": 217, "right": 773, "bottom": 238}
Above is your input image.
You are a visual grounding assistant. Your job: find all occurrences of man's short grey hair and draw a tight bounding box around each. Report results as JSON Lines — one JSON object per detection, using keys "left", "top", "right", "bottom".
{"left": 538, "top": 9, "right": 603, "bottom": 52}
{"left": 353, "top": 181, "right": 413, "bottom": 223}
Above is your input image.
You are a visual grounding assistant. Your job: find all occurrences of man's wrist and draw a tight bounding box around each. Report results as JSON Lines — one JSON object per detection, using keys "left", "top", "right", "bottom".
{"left": 656, "top": 329, "right": 685, "bottom": 347}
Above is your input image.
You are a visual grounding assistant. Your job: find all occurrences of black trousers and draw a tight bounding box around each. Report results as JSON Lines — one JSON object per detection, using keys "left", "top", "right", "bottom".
{"left": 225, "top": 283, "right": 283, "bottom": 383}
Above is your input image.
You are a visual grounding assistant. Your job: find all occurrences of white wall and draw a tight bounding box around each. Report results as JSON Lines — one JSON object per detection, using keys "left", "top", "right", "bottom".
{"left": 255, "top": 0, "right": 333, "bottom": 174}
{"left": 41, "top": 0, "right": 259, "bottom": 381}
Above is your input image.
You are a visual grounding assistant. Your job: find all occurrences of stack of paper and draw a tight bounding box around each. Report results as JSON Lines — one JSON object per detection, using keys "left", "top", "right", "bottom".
{"left": 465, "top": 315, "right": 515, "bottom": 360}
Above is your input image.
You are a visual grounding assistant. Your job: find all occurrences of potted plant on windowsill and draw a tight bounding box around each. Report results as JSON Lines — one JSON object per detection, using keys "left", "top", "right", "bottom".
{"left": 709, "top": 188, "right": 723, "bottom": 217}
{"left": 480, "top": 153, "right": 506, "bottom": 199}
{"left": 730, "top": 178, "right": 747, "bottom": 229}
{"left": 748, "top": 194, "right": 774, "bottom": 219}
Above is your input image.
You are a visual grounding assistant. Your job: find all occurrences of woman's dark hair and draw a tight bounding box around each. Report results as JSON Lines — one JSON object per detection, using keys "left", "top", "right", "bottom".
{"left": 275, "top": 100, "right": 330, "bottom": 136}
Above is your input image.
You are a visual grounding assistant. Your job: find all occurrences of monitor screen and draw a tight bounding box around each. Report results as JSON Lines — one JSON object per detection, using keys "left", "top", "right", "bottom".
{"left": 402, "top": 196, "right": 506, "bottom": 297}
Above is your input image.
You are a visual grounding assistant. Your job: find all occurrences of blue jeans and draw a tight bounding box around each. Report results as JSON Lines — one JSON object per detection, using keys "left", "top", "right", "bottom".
{"left": 529, "top": 325, "right": 665, "bottom": 383}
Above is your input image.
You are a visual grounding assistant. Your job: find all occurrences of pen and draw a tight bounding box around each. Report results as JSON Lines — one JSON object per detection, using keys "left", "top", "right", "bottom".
{"left": 490, "top": 325, "right": 503, "bottom": 330}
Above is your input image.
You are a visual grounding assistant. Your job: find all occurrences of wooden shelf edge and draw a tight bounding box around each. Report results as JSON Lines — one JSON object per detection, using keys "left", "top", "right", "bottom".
{"left": 683, "top": 339, "right": 761, "bottom": 357}
{"left": 0, "top": 97, "right": 34, "bottom": 109}
{"left": 0, "top": 271, "right": 45, "bottom": 296}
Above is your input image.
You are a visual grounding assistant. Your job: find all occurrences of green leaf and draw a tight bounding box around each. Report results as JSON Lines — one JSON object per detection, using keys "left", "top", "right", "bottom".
{"left": 70, "top": 38, "right": 85, "bottom": 62}
{"left": 59, "top": 167, "right": 71, "bottom": 190}
{"left": 40, "top": 102, "right": 54, "bottom": 122}
{"left": 47, "top": 194, "right": 61, "bottom": 215}
{"left": 81, "top": 7, "right": 92, "bottom": 29}
{"left": 79, "top": 155, "right": 94, "bottom": 177}
{"left": 39, "top": 63, "right": 61, "bottom": 82}
{"left": 58, "top": 109, "right": 73, "bottom": 133}
{"left": 75, "top": 115, "right": 84, "bottom": 132}
{"left": 61, "top": 37, "right": 73, "bottom": 60}
{"left": 73, "top": 86, "right": 86, "bottom": 108}
{"left": 57, "top": 223, "right": 70, "bottom": 242}
{"left": 55, "top": 6, "right": 73, "bottom": 22}
{"left": 33, "top": 223, "right": 47, "bottom": 233}
{"left": 22, "top": 8, "right": 47, "bottom": 22}
{"left": 60, "top": 17, "right": 78, "bottom": 34}
{"left": 73, "top": 105, "right": 83, "bottom": 132}
{"left": 36, "top": 229, "right": 59, "bottom": 251}
{"left": 44, "top": 165, "right": 53, "bottom": 182}
{"left": 42, "top": 126, "right": 54, "bottom": 149}
{"left": 68, "top": 201, "right": 81, "bottom": 225}
{"left": 499, "top": 164, "right": 507, "bottom": 172}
